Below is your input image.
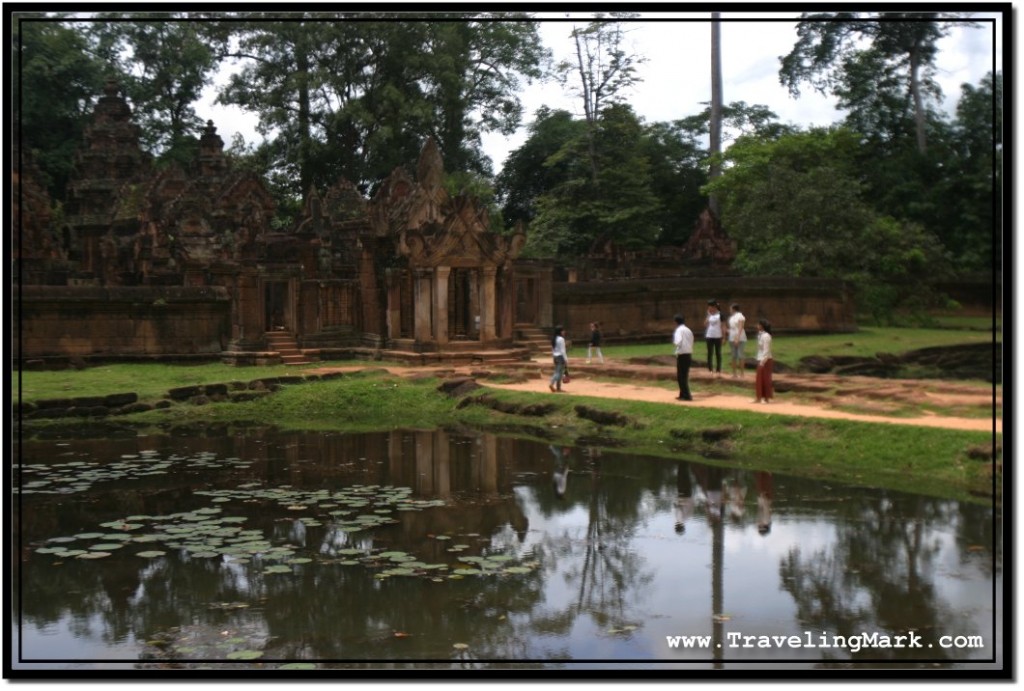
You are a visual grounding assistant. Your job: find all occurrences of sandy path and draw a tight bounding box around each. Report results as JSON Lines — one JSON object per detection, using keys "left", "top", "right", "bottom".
{"left": 483, "top": 377, "right": 1000, "bottom": 433}
{"left": 306, "top": 363, "right": 1000, "bottom": 434}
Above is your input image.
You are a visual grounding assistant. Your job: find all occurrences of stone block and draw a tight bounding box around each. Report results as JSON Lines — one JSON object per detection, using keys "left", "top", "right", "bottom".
{"left": 168, "top": 385, "right": 202, "bottom": 400}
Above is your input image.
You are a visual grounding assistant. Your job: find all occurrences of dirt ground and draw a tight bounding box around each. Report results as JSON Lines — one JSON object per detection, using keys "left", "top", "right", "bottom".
{"left": 306, "top": 358, "right": 1001, "bottom": 434}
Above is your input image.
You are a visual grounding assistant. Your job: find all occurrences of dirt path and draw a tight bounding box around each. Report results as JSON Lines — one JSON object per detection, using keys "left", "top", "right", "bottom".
{"left": 305, "top": 362, "right": 1001, "bottom": 434}
{"left": 484, "top": 377, "right": 999, "bottom": 433}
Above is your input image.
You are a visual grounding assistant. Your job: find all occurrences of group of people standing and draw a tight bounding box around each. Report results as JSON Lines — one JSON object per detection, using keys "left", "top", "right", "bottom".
{"left": 548, "top": 302, "right": 774, "bottom": 404}
{"left": 673, "top": 300, "right": 774, "bottom": 404}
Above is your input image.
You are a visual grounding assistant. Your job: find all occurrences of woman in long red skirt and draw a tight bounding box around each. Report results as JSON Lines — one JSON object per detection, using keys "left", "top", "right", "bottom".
{"left": 753, "top": 319, "right": 774, "bottom": 404}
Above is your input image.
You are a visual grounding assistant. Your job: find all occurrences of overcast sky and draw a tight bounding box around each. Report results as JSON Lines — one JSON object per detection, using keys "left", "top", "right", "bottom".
{"left": 196, "top": 11, "right": 1003, "bottom": 175}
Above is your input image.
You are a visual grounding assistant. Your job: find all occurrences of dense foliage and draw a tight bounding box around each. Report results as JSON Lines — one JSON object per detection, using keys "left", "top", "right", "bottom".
{"left": 13, "top": 13, "right": 1000, "bottom": 312}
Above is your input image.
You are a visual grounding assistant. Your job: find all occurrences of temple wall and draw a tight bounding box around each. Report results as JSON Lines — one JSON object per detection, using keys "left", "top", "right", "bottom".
{"left": 552, "top": 276, "right": 856, "bottom": 344}
{"left": 14, "top": 286, "right": 231, "bottom": 362}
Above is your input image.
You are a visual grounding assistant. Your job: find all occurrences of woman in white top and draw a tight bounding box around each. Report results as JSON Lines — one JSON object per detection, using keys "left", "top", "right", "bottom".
{"left": 704, "top": 300, "right": 724, "bottom": 376}
{"left": 550, "top": 325, "right": 568, "bottom": 392}
{"left": 727, "top": 303, "right": 747, "bottom": 378}
{"left": 753, "top": 319, "right": 774, "bottom": 403}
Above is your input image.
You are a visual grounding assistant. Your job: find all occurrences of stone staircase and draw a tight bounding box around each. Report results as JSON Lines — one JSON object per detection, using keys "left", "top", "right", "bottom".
{"left": 514, "top": 326, "right": 551, "bottom": 357}
{"left": 265, "top": 331, "right": 310, "bottom": 366}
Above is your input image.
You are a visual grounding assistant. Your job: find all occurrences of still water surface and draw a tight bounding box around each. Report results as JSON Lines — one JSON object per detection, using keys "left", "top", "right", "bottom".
{"left": 12, "top": 426, "right": 1001, "bottom": 671}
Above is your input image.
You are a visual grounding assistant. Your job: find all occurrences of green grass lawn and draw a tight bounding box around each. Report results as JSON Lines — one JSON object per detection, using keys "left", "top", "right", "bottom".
{"left": 13, "top": 323, "right": 1001, "bottom": 502}
{"left": 588, "top": 325, "right": 999, "bottom": 368}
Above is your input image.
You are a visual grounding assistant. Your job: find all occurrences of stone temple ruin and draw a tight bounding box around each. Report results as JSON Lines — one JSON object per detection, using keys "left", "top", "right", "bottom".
{"left": 14, "top": 80, "right": 552, "bottom": 366}
{"left": 14, "top": 81, "right": 860, "bottom": 368}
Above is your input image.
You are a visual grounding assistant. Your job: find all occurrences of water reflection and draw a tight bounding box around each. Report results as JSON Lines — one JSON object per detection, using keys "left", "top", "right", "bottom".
{"left": 12, "top": 426, "right": 1000, "bottom": 669}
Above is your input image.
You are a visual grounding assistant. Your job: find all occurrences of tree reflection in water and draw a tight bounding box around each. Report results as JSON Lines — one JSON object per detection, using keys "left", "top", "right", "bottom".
{"left": 13, "top": 426, "right": 999, "bottom": 667}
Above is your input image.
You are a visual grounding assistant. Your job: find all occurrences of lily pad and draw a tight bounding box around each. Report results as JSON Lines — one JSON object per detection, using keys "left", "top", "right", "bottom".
{"left": 54, "top": 550, "right": 88, "bottom": 558}
{"left": 287, "top": 557, "right": 313, "bottom": 565}
{"left": 263, "top": 565, "right": 292, "bottom": 574}
{"left": 89, "top": 543, "right": 126, "bottom": 551}
{"left": 226, "top": 650, "right": 263, "bottom": 660}
{"left": 136, "top": 551, "right": 167, "bottom": 559}
{"left": 502, "top": 566, "right": 533, "bottom": 575}
{"left": 77, "top": 551, "right": 112, "bottom": 559}
{"left": 278, "top": 663, "right": 317, "bottom": 670}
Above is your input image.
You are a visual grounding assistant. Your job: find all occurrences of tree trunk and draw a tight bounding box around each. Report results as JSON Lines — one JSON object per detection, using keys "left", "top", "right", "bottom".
{"left": 574, "top": 30, "right": 599, "bottom": 184}
{"left": 709, "top": 13, "right": 724, "bottom": 218}
{"left": 296, "top": 50, "right": 313, "bottom": 195}
{"left": 909, "top": 44, "right": 927, "bottom": 154}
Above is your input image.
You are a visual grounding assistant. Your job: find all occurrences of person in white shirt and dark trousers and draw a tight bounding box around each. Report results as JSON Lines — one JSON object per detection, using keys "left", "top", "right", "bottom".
{"left": 672, "top": 314, "right": 694, "bottom": 401}
{"left": 550, "top": 325, "right": 568, "bottom": 392}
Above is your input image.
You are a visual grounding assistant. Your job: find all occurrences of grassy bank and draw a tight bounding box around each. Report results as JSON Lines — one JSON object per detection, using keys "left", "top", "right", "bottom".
{"left": 592, "top": 324, "right": 999, "bottom": 367}
{"left": 16, "top": 366, "right": 999, "bottom": 504}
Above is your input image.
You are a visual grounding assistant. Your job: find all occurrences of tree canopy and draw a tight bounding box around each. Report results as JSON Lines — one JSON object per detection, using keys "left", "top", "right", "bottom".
{"left": 13, "top": 13, "right": 1000, "bottom": 304}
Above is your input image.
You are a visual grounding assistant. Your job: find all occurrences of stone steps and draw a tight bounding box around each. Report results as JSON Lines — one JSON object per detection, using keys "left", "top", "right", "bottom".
{"left": 515, "top": 326, "right": 551, "bottom": 354}
{"left": 265, "top": 331, "right": 311, "bottom": 366}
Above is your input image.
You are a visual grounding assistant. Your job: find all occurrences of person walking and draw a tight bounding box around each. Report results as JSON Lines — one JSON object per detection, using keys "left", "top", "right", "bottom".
{"left": 586, "top": 321, "right": 604, "bottom": 364}
{"left": 753, "top": 319, "right": 774, "bottom": 403}
{"left": 550, "top": 325, "right": 568, "bottom": 393}
{"left": 727, "top": 303, "right": 747, "bottom": 378}
{"left": 704, "top": 300, "right": 724, "bottom": 377}
{"left": 672, "top": 314, "right": 694, "bottom": 401}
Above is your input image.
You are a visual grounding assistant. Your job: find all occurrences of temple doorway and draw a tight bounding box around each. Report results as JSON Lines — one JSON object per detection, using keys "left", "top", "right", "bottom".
{"left": 448, "top": 268, "right": 479, "bottom": 341}
{"left": 264, "top": 281, "right": 289, "bottom": 331}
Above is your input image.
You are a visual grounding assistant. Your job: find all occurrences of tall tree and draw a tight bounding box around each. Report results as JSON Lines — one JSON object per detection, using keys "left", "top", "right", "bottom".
{"left": 218, "top": 15, "right": 545, "bottom": 200}
{"left": 495, "top": 107, "right": 586, "bottom": 229}
{"left": 13, "top": 14, "right": 107, "bottom": 199}
{"left": 422, "top": 17, "right": 547, "bottom": 175}
{"left": 525, "top": 104, "right": 661, "bottom": 258}
{"left": 779, "top": 12, "right": 978, "bottom": 154}
{"left": 704, "top": 126, "right": 951, "bottom": 319}
{"left": 708, "top": 12, "right": 723, "bottom": 218}
{"left": 556, "top": 13, "right": 646, "bottom": 182}
{"left": 86, "top": 14, "right": 229, "bottom": 162}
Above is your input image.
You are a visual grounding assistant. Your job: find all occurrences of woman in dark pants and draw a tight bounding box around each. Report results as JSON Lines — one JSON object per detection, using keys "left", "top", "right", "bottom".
{"left": 704, "top": 300, "right": 724, "bottom": 377}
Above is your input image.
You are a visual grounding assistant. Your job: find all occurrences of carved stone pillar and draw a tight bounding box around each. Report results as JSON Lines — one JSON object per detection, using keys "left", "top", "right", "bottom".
{"left": 413, "top": 268, "right": 433, "bottom": 343}
{"left": 468, "top": 270, "right": 480, "bottom": 338}
{"left": 432, "top": 266, "right": 450, "bottom": 344}
{"left": 478, "top": 266, "right": 497, "bottom": 342}
{"left": 385, "top": 268, "right": 402, "bottom": 340}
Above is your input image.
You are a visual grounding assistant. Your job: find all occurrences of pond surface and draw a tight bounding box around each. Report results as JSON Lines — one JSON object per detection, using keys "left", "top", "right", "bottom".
{"left": 12, "top": 425, "right": 1002, "bottom": 672}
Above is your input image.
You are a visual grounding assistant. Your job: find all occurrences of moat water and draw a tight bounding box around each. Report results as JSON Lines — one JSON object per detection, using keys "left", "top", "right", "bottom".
{"left": 12, "top": 426, "right": 1002, "bottom": 672}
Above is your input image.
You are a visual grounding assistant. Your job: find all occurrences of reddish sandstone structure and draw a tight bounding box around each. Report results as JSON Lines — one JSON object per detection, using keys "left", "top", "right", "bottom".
{"left": 14, "top": 81, "right": 538, "bottom": 366}
{"left": 14, "top": 81, "right": 868, "bottom": 368}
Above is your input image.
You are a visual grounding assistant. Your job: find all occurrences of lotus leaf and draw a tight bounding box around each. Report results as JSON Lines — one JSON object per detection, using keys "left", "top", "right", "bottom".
{"left": 54, "top": 550, "right": 87, "bottom": 557}
{"left": 226, "top": 650, "right": 263, "bottom": 660}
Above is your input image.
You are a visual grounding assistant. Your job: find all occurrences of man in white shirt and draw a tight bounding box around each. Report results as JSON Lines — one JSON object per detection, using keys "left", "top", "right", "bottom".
{"left": 728, "top": 303, "right": 747, "bottom": 378}
{"left": 672, "top": 314, "right": 694, "bottom": 401}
